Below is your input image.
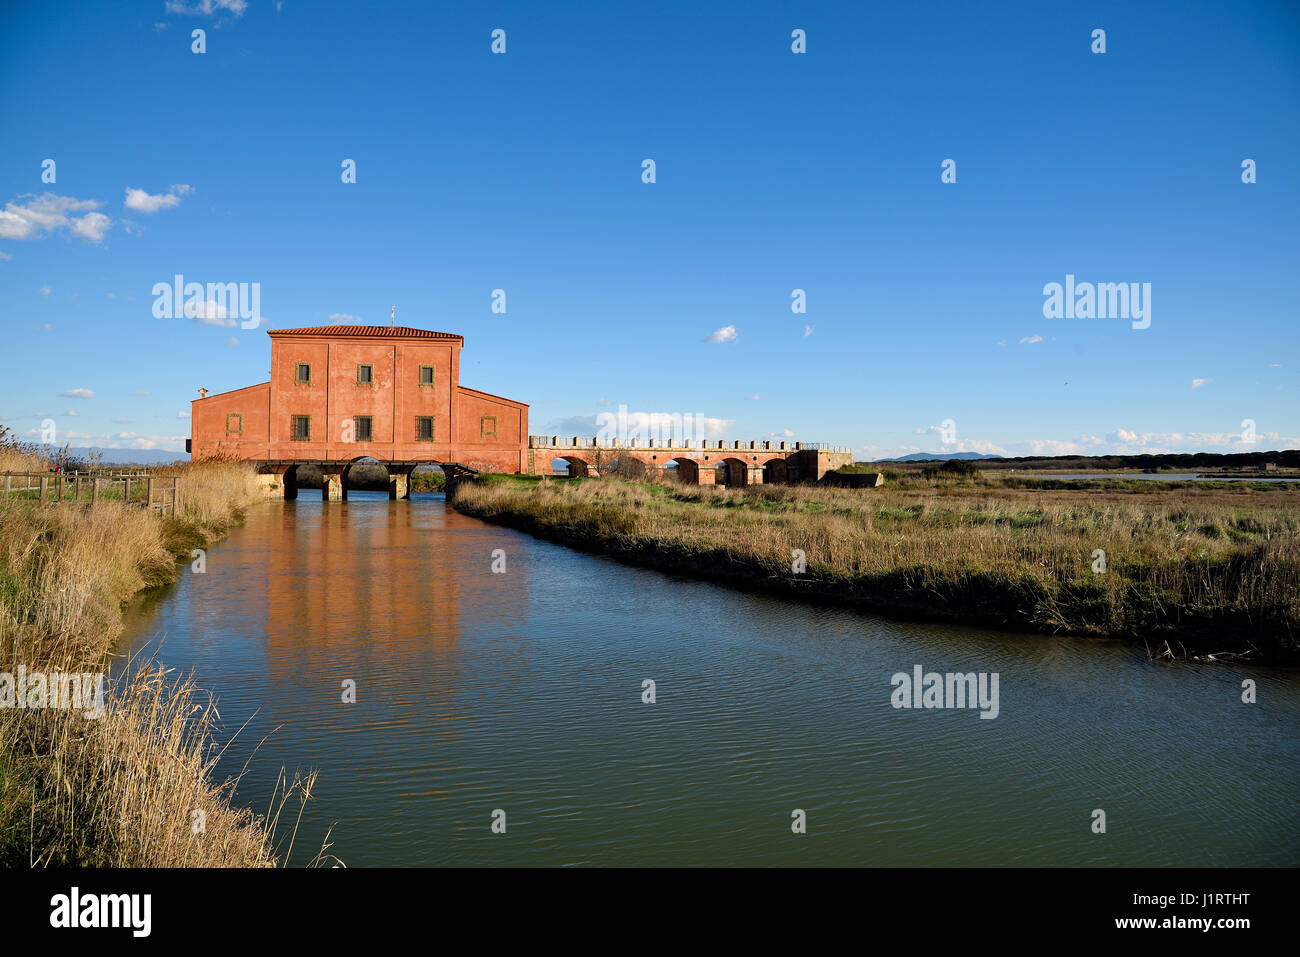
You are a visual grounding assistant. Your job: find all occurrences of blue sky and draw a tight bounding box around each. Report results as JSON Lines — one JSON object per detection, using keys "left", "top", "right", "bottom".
{"left": 1, "top": 0, "right": 1297, "bottom": 458}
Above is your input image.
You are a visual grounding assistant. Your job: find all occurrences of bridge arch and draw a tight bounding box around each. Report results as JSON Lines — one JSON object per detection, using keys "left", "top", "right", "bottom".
{"left": 551, "top": 455, "right": 591, "bottom": 477}
{"left": 762, "top": 458, "right": 789, "bottom": 484}
{"left": 282, "top": 463, "right": 301, "bottom": 500}
{"left": 666, "top": 456, "right": 700, "bottom": 484}
{"left": 340, "top": 456, "right": 392, "bottom": 499}
{"left": 607, "top": 455, "right": 649, "bottom": 480}
{"left": 715, "top": 457, "right": 748, "bottom": 488}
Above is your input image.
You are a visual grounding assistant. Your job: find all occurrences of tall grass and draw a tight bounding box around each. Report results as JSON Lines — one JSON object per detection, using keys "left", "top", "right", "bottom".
{"left": 0, "top": 454, "right": 330, "bottom": 866}
{"left": 453, "top": 476, "right": 1300, "bottom": 660}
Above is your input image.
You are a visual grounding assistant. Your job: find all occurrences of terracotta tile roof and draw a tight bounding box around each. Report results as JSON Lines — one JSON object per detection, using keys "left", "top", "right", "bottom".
{"left": 267, "top": 325, "right": 463, "bottom": 340}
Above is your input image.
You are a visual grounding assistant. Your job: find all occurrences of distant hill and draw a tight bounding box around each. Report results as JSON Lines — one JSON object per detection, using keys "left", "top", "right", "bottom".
{"left": 887, "top": 452, "right": 1002, "bottom": 462}
{"left": 62, "top": 447, "right": 189, "bottom": 466}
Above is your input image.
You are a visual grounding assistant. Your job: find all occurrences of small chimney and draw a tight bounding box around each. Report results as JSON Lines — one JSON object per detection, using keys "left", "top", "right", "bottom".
{"left": 198, "top": 387, "right": 209, "bottom": 399}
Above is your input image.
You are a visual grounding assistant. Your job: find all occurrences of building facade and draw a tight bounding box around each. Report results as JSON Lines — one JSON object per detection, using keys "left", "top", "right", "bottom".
{"left": 189, "top": 325, "right": 529, "bottom": 476}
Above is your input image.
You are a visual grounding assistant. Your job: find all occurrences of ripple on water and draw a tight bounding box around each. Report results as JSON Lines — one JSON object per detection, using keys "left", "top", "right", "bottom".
{"left": 118, "top": 493, "right": 1300, "bottom": 867}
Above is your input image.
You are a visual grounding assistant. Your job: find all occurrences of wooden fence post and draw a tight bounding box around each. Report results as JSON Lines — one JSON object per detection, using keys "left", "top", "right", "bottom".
{"left": 145, "top": 476, "right": 154, "bottom": 512}
{"left": 91, "top": 477, "right": 99, "bottom": 506}
{"left": 124, "top": 476, "right": 131, "bottom": 504}
{"left": 39, "top": 475, "right": 48, "bottom": 504}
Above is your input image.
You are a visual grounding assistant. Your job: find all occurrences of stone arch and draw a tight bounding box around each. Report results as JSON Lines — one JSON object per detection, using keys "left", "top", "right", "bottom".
{"left": 343, "top": 455, "right": 390, "bottom": 487}
{"left": 762, "top": 458, "right": 789, "bottom": 484}
{"left": 552, "top": 455, "right": 591, "bottom": 477}
{"left": 666, "top": 457, "right": 700, "bottom": 484}
{"left": 716, "top": 457, "right": 748, "bottom": 488}
{"left": 335, "top": 455, "right": 393, "bottom": 499}
{"left": 282, "top": 463, "right": 301, "bottom": 500}
{"left": 607, "top": 455, "right": 648, "bottom": 480}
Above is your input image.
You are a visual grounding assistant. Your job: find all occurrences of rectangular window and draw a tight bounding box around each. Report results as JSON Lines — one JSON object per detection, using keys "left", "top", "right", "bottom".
{"left": 416, "top": 416, "right": 435, "bottom": 441}
{"left": 292, "top": 415, "right": 311, "bottom": 441}
{"left": 419, "top": 365, "right": 435, "bottom": 386}
{"left": 357, "top": 364, "right": 373, "bottom": 384}
{"left": 295, "top": 362, "right": 311, "bottom": 384}
{"left": 356, "top": 416, "right": 373, "bottom": 442}
{"left": 225, "top": 412, "right": 242, "bottom": 435}
{"left": 480, "top": 415, "right": 497, "bottom": 439}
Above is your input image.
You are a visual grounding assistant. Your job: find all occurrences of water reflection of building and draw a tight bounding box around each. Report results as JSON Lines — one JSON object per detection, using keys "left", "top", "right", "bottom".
{"left": 257, "top": 499, "right": 531, "bottom": 736}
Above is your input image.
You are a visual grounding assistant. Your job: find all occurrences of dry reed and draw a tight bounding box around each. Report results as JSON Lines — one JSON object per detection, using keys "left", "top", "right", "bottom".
{"left": 0, "top": 449, "right": 333, "bottom": 866}
{"left": 454, "top": 475, "right": 1300, "bottom": 659}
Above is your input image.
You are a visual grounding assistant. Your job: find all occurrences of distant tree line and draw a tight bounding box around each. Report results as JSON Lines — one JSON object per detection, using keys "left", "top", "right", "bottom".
{"left": 874, "top": 450, "right": 1299, "bottom": 472}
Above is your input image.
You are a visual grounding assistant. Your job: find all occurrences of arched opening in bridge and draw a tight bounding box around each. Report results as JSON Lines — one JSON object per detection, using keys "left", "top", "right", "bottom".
{"left": 342, "top": 456, "right": 391, "bottom": 499}
{"left": 715, "top": 457, "right": 748, "bottom": 488}
{"left": 665, "top": 457, "right": 699, "bottom": 484}
{"left": 282, "top": 464, "right": 300, "bottom": 500}
{"left": 762, "top": 458, "right": 789, "bottom": 485}
{"left": 551, "top": 456, "right": 591, "bottom": 477}
{"left": 607, "top": 457, "right": 648, "bottom": 480}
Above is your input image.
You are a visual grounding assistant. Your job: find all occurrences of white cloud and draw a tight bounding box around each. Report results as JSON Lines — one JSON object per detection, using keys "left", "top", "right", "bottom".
{"left": 39, "top": 285, "right": 51, "bottom": 296}
{"left": 703, "top": 325, "right": 737, "bottom": 344}
{"left": 803, "top": 324, "right": 814, "bottom": 337}
{"left": 65, "top": 410, "right": 79, "bottom": 417}
{"left": 25, "top": 428, "right": 90, "bottom": 439}
{"left": 60, "top": 388, "right": 93, "bottom": 399}
{"left": 745, "top": 394, "right": 762, "bottom": 401}
{"left": 1191, "top": 378, "right": 1212, "bottom": 389}
{"left": 0, "top": 251, "right": 11, "bottom": 260}
{"left": 545, "top": 411, "right": 735, "bottom": 440}
{"left": 69, "top": 213, "right": 111, "bottom": 242}
{"left": 186, "top": 299, "right": 236, "bottom": 326}
{"left": 226, "top": 337, "right": 239, "bottom": 346}
{"left": 132, "top": 390, "right": 150, "bottom": 396}
{"left": 123, "top": 184, "right": 192, "bottom": 214}
{"left": 1018, "top": 335, "right": 1044, "bottom": 345}
{"left": 328, "top": 312, "right": 362, "bottom": 323}
{"left": 50, "top": 430, "right": 190, "bottom": 452}
{"left": 112, "top": 418, "right": 131, "bottom": 424}
{"left": 164, "top": 0, "right": 248, "bottom": 16}
{"left": 595, "top": 397, "right": 613, "bottom": 407}
{"left": 1020, "top": 436, "right": 1105, "bottom": 456}
{"left": 0, "top": 193, "right": 111, "bottom": 242}
{"left": 177, "top": 411, "right": 190, "bottom": 419}
{"left": 1100, "top": 428, "right": 1299, "bottom": 454}
{"left": 922, "top": 425, "right": 1008, "bottom": 456}
{"left": 856, "top": 427, "right": 1299, "bottom": 461}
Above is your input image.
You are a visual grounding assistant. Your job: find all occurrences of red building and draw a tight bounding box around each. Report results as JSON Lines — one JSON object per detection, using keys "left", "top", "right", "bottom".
{"left": 189, "top": 325, "right": 528, "bottom": 497}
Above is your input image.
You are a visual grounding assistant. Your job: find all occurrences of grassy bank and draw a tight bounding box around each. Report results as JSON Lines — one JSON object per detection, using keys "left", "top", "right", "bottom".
{"left": 0, "top": 450, "right": 321, "bottom": 866}
{"left": 451, "top": 475, "right": 1300, "bottom": 662}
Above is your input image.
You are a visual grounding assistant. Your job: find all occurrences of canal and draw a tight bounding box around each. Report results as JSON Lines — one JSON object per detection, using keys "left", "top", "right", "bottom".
{"left": 119, "top": 492, "right": 1300, "bottom": 866}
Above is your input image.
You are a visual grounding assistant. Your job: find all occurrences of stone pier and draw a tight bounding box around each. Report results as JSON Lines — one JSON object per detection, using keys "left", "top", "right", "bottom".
{"left": 321, "top": 470, "right": 345, "bottom": 501}
{"left": 388, "top": 466, "right": 414, "bottom": 500}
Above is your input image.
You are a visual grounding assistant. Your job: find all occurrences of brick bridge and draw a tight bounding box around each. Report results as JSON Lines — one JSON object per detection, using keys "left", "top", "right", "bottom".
{"left": 526, "top": 436, "right": 853, "bottom": 485}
